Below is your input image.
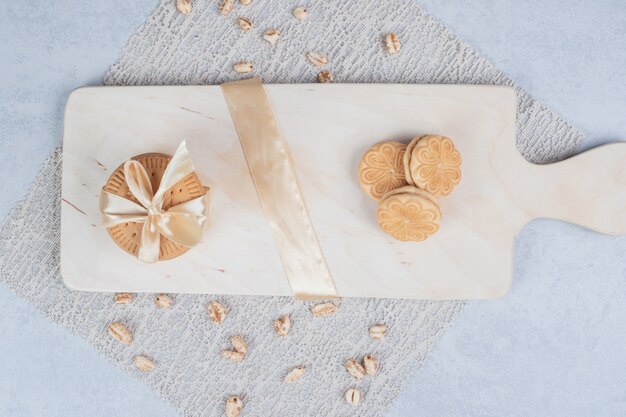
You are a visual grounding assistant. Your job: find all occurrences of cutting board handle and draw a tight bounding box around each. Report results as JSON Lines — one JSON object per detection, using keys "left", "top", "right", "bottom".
{"left": 522, "top": 142, "right": 626, "bottom": 235}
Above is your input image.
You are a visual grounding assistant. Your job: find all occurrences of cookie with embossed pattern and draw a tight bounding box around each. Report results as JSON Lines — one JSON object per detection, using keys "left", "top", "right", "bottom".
{"left": 407, "top": 135, "right": 462, "bottom": 196}
{"left": 103, "top": 153, "right": 205, "bottom": 260}
{"left": 376, "top": 189, "right": 441, "bottom": 242}
{"left": 358, "top": 141, "right": 408, "bottom": 201}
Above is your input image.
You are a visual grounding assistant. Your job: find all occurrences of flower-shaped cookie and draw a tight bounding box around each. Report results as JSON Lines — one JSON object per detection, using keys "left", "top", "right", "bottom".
{"left": 358, "top": 141, "right": 408, "bottom": 200}
{"left": 376, "top": 187, "right": 441, "bottom": 242}
{"left": 407, "top": 135, "right": 461, "bottom": 196}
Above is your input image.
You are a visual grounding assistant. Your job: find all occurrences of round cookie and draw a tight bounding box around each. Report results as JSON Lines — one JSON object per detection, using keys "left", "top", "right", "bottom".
{"left": 103, "top": 153, "right": 205, "bottom": 261}
{"left": 358, "top": 141, "right": 408, "bottom": 201}
{"left": 408, "top": 135, "right": 461, "bottom": 197}
{"left": 376, "top": 191, "right": 441, "bottom": 242}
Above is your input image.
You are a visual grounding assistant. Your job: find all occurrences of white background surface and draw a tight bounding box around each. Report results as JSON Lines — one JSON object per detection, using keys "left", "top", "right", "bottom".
{"left": 0, "top": 0, "right": 624, "bottom": 416}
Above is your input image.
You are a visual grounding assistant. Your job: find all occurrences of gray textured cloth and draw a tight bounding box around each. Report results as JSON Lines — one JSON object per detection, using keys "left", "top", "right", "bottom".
{"left": 0, "top": 0, "right": 583, "bottom": 416}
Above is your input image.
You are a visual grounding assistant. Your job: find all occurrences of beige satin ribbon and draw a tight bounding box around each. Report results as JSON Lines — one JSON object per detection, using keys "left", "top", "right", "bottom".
{"left": 221, "top": 78, "right": 338, "bottom": 300}
{"left": 99, "top": 141, "right": 209, "bottom": 263}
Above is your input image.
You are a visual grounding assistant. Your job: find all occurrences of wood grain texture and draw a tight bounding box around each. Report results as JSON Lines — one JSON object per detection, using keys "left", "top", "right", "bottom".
{"left": 60, "top": 84, "right": 626, "bottom": 299}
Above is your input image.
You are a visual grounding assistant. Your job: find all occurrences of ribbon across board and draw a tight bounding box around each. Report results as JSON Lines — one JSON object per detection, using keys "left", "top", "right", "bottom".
{"left": 221, "top": 79, "right": 337, "bottom": 300}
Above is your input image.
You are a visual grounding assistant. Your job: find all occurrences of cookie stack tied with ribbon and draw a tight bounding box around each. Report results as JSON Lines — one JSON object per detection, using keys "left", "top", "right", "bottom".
{"left": 99, "top": 141, "right": 210, "bottom": 262}
{"left": 358, "top": 135, "right": 462, "bottom": 242}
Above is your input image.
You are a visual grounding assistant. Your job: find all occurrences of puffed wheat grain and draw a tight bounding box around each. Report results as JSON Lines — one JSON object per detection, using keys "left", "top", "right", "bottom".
{"left": 108, "top": 322, "right": 133, "bottom": 345}
{"left": 225, "top": 396, "right": 243, "bottom": 417}
{"left": 284, "top": 366, "right": 306, "bottom": 383}
{"left": 310, "top": 302, "right": 337, "bottom": 317}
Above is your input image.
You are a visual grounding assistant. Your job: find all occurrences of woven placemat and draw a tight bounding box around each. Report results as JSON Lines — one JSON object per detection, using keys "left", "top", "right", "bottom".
{"left": 0, "top": 0, "right": 583, "bottom": 416}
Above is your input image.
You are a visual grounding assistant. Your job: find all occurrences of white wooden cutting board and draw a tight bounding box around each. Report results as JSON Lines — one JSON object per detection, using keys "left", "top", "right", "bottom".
{"left": 60, "top": 84, "right": 626, "bottom": 299}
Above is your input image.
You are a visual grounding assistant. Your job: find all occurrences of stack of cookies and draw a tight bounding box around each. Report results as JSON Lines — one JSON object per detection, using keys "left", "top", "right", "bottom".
{"left": 357, "top": 135, "right": 462, "bottom": 242}
{"left": 103, "top": 152, "right": 206, "bottom": 260}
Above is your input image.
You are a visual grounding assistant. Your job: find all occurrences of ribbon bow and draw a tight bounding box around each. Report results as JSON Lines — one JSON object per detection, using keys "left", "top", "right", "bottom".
{"left": 99, "top": 141, "right": 209, "bottom": 263}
